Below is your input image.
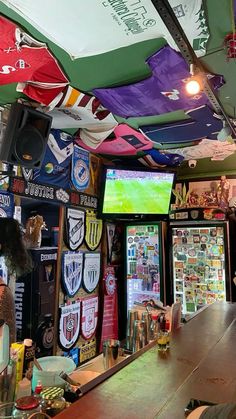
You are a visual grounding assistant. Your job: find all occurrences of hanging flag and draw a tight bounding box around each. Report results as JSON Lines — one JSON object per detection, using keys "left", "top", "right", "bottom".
{"left": 76, "top": 124, "right": 153, "bottom": 156}
{"left": 85, "top": 210, "right": 103, "bottom": 251}
{"left": 61, "top": 251, "right": 83, "bottom": 297}
{"left": 82, "top": 253, "right": 101, "bottom": 293}
{"left": 140, "top": 106, "right": 224, "bottom": 144}
{"left": 33, "top": 129, "right": 73, "bottom": 189}
{"left": 4, "top": 0, "right": 209, "bottom": 58}
{"left": 65, "top": 208, "right": 85, "bottom": 251}
{"left": 59, "top": 301, "right": 81, "bottom": 351}
{"left": 71, "top": 146, "right": 90, "bottom": 192}
{"left": 0, "top": 16, "right": 68, "bottom": 105}
{"left": 81, "top": 296, "right": 99, "bottom": 340}
{"left": 93, "top": 46, "right": 224, "bottom": 118}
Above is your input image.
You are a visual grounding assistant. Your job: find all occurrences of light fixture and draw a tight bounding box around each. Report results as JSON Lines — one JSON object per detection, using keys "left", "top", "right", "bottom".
{"left": 185, "top": 63, "right": 202, "bottom": 96}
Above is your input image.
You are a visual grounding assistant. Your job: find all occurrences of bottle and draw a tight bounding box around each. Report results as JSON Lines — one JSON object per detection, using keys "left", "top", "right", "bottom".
{"left": 149, "top": 314, "right": 159, "bottom": 341}
{"left": 34, "top": 380, "right": 43, "bottom": 397}
{"left": 15, "top": 377, "right": 32, "bottom": 399}
{"left": 158, "top": 312, "right": 166, "bottom": 331}
{"left": 23, "top": 339, "right": 35, "bottom": 381}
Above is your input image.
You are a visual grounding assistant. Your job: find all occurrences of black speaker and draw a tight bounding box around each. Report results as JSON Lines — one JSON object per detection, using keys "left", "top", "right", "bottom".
{"left": 0, "top": 102, "right": 52, "bottom": 168}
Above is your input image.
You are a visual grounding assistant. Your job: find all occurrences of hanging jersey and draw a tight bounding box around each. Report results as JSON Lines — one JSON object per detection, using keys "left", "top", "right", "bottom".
{"left": 140, "top": 106, "right": 224, "bottom": 144}
{"left": 0, "top": 16, "right": 68, "bottom": 105}
{"left": 76, "top": 124, "right": 153, "bottom": 156}
{"left": 33, "top": 129, "right": 73, "bottom": 188}
{"left": 93, "top": 46, "right": 224, "bottom": 118}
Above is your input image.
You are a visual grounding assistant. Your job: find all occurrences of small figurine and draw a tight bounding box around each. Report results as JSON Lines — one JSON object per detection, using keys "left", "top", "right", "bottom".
{"left": 217, "top": 175, "right": 230, "bottom": 208}
{"left": 24, "top": 215, "right": 47, "bottom": 248}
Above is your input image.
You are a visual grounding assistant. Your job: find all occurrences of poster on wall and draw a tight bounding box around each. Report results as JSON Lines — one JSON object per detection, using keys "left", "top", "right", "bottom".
{"left": 61, "top": 251, "right": 83, "bottom": 297}
{"left": 65, "top": 208, "right": 85, "bottom": 251}
{"left": 59, "top": 301, "right": 81, "bottom": 351}
{"left": 82, "top": 253, "right": 101, "bottom": 293}
{"left": 81, "top": 296, "right": 98, "bottom": 340}
{"left": 85, "top": 210, "right": 103, "bottom": 251}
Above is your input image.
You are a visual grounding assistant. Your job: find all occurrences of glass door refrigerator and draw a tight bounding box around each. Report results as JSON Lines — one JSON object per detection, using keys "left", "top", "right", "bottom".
{"left": 126, "top": 222, "right": 167, "bottom": 312}
{"left": 169, "top": 221, "right": 232, "bottom": 317}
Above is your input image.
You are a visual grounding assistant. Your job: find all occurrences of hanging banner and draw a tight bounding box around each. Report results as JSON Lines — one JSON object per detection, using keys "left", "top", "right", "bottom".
{"left": 65, "top": 208, "right": 85, "bottom": 251}
{"left": 85, "top": 210, "right": 103, "bottom": 251}
{"left": 100, "top": 266, "right": 118, "bottom": 352}
{"left": 59, "top": 301, "right": 81, "bottom": 351}
{"left": 71, "top": 145, "right": 90, "bottom": 191}
{"left": 106, "top": 224, "right": 116, "bottom": 264}
{"left": 9, "top": 177, "right": 98, "bottom": 209}
{"left": 61, "top": 251, "right": 83, "bottom": 297}
{"left": 83, "top": 253, "right": 101, "bottom": 293}
{"left": 0, "top": 190, "right": 14, "bottom": 218}
{"left": 81, "top": 296, "right": 99, "bottom": 340}
{"left": 4, "top": 1, "right": 209, "bottom": 58}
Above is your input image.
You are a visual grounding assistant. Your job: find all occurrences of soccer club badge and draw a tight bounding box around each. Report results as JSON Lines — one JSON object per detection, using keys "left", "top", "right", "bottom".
{"left": 65, "top": 208, "right": 85, "bottom": 251}
{"left": 61, "top": 251, "right": 83, "bottom": 297}
{"left": 71, "top": 145, "right": 90, "bottom": 191}
{"left": 83, "top": 253, "right": 101, "bottom": 293}
{"left": 59, "top": 301, "right": 81, "bottom": 351}
{"left": 104, "top": 266, "right": 117, "bottom": 296}
{"left": 81, "top": 296, "right": 98, "bottom": 340}
{"left": 85, "top": 210, "right": 103, "bottom": 251}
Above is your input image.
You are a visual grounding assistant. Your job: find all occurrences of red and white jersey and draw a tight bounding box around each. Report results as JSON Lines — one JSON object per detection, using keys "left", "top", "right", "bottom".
{"left": 0, "top": 16, "right": 68, "bottom": 105}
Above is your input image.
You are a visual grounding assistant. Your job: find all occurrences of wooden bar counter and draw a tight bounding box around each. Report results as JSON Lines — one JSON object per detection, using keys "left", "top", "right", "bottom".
{"left": 56, "top": 302, "right": 236, "bottom": 419}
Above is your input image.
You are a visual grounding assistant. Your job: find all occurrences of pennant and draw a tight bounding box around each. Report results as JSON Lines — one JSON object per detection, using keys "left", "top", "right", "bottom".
{"left": 104, "top": 266, "right": 117, "bottom": 296}
{"left": 81, "top": 296, "right": 98, "bottom": 340}
{"left": 61, "top": 251, "right": 83, "bottom": 297}
{"left": 85, "top": 210, "right": 103, "bottom": 251}
{"left": 65, "top": 208, "right": 85, "bottom": 251}
{"left": 83, "top": 253, "right": 101, "bottom": 293}
{"left": 59, "top": 301, "right": 81, "bottom": 350}
{"left": 106, "top": 224, "right": 116, "bottom": 264}
{"left": 71, "top": 145, "right": 90, "bottom": 191}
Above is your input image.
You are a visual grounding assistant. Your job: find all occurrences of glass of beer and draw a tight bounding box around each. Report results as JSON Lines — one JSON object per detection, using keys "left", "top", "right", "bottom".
{"left": 157, "top": 330, "right": 169, "bottom": 352}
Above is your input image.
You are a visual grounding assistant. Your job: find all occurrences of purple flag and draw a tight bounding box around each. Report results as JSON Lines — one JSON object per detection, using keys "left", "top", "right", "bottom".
{"left": 93, "top": 46, "right": 224, "bottom": 118}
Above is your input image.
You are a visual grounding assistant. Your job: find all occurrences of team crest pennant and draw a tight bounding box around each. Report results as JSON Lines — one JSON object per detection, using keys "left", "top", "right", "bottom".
{"left": 65, "top": 208, "right": 85, "bottom": 251}
{"left": 61, "top": 251, "right": 83, "bottom": 297}
{"left": 59, "top": 301, "right": 81, "bottom": 350}
{"left": 85, "top": 210, "right": 103, "bottom": 251}
{"left": 81, "top": 296, "right": 98, "bottom": 340}
{"left": 71, "top": 145, "right": 90, "bottom": 191}
{"left": 83, "top": 252, "right": 101, "bottom": 293}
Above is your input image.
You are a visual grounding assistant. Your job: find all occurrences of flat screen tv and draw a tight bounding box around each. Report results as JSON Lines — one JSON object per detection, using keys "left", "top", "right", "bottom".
{"left": 99, "top": 167, "right": 175, "bottom": 218}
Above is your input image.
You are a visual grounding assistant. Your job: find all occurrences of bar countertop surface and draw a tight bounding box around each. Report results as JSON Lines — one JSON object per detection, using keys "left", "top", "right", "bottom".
{"left": 56, "top": 302, "right": 236, "bottom": 419}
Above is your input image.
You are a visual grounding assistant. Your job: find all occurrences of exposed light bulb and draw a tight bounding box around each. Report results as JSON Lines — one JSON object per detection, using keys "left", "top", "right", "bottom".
{"left": 185, "top": 79, "right": 201, "bottom": 95}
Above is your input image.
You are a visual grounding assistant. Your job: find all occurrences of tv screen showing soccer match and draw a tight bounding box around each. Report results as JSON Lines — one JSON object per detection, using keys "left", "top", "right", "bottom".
{"left": 101, "top": 168, "right": 175, "bottom": 215}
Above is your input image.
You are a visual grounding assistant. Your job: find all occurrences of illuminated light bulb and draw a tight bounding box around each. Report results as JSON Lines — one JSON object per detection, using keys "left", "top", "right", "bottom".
{"left": 185, "top": 79, "right": 201, "bottom": 95}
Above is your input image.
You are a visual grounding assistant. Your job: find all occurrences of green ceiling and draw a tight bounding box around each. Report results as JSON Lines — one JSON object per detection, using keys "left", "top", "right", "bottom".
{"left": 0, "top": 0, "right": 236, "bottom": 179}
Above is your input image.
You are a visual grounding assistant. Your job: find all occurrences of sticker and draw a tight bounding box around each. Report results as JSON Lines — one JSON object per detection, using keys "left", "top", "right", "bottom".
{"left": 200, "top": 235, "right": 208, "bottom": 243}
